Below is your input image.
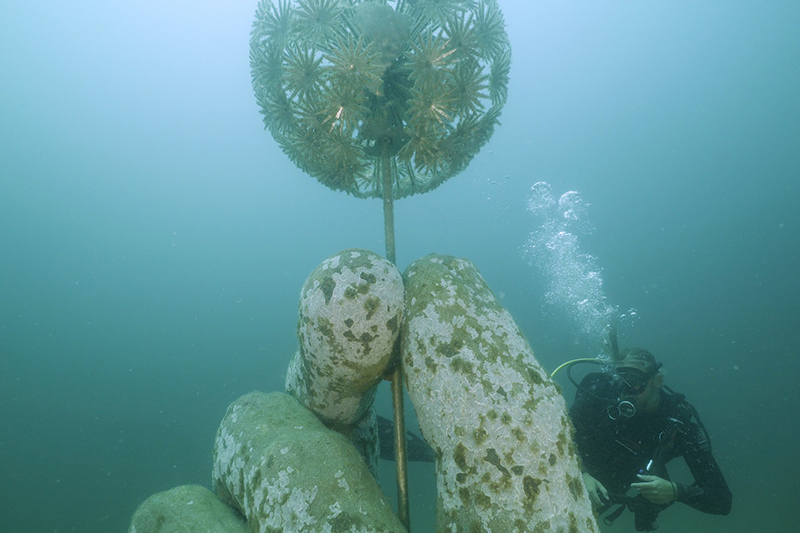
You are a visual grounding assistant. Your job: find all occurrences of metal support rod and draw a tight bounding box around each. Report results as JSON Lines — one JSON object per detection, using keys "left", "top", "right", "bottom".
{"left": 381, "top": 146, "right": 410, "bottom": 530}
{"left": 381, "top": 162, "right": 396, "bottom": 265}
{"left": 391, "top": 356, "right": 410, "bottom": 530}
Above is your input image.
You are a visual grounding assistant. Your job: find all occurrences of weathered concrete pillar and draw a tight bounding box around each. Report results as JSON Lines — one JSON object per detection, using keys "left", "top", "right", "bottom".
{"left": 401, "top": 254, "right": 599, "bottom": 532}
{"left": 128, "top": 484, "right": 249, "bottom": 533}
{"left": 285, "top": 249, "right": 404, "bottom": 474}
{"left": 212, "top": 391, "right": 406, "bottom": 533}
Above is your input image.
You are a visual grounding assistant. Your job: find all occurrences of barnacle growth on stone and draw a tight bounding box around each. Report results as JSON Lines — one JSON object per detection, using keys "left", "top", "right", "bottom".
{"left": 250, "top": 0, "right": 511, "bottom": 199}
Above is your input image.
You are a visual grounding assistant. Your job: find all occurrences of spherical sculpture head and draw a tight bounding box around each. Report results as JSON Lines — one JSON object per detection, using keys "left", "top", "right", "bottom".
{"left": 250, "top": 0, "right": 511, "bottom": 199}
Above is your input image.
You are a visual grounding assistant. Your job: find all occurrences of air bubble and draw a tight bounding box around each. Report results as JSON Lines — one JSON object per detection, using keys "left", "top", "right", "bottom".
{"left": 524, "top": 181, "right": 619, "bottom": 339}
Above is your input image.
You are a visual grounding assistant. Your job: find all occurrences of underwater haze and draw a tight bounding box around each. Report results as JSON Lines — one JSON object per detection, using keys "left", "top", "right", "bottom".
{"left": 1, "top": 1, "right": 798, "bottom": 532}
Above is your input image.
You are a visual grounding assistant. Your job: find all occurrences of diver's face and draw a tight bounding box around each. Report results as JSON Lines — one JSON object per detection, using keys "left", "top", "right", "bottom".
{"left": 616, "top": 367, "right": 662, "bottom": 414}
{"left": 629, "top": 375, "right": 662, "bottom": 414}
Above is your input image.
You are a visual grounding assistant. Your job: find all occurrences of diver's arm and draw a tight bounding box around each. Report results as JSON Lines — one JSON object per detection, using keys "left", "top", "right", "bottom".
{"left": 631, "top": 474, "right": 678, "bottom": 505}
{"left": 675, "top": 422, "right": 732, "bottom": 515}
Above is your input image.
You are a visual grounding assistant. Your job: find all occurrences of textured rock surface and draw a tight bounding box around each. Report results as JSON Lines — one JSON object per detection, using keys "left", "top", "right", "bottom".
{"left": 212, "top": 391, "right": 406, "bottom": 533}
{"left": 286, "top": 248, "right": 404, "bottom": 429}
{"left": 128, "top": 484, "right": 249, "bottom": 533}
{"left": 402, "top": 254, "right": 599, "bottom": 532}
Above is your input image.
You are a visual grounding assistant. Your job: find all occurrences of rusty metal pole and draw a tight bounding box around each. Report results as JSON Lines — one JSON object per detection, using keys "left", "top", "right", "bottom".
{"left": 381, "top": 145, "right": 410, "bottom": 531}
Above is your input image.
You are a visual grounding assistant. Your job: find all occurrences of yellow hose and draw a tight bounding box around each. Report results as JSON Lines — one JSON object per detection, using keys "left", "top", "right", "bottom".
{"left": 549, "top": 358, "right": 602, "bottom": 378}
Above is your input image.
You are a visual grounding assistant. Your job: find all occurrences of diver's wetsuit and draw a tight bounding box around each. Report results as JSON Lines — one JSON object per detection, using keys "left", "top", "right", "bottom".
{"left": 570, "top": 372, "right": 732, "bottom": 524}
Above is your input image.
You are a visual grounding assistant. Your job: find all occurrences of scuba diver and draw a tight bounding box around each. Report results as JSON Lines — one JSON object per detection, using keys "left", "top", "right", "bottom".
{"left": 567, "top": 330, "right": 732, "bottom": 531}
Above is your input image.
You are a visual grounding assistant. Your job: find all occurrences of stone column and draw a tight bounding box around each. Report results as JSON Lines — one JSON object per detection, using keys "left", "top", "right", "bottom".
{"left": 401, "top": 254, "right": 599, "bottom": 532}
{"left": 285, "top": 249, "right": 404, "bottom": 474}
{"left": 128, "top": 484, "right": 249, "bottom": 533}
{"left": 212, "top": 391, "right": 406, "bottom": 533}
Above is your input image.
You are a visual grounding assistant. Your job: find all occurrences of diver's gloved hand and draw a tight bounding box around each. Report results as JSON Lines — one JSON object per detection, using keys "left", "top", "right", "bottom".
{"left": 582, "top": 472, "right": 609, "bottom": 507}
{"left": 631, "top": 474, "right": 677, "bottom": 505}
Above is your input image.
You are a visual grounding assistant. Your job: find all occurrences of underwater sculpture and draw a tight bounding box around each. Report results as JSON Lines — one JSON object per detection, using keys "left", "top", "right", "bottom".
{"left": 402, "top": 254, "right": 599, "bottom": 532}
{"left": 129, "top": 1, "right": 599, "bottom": 530}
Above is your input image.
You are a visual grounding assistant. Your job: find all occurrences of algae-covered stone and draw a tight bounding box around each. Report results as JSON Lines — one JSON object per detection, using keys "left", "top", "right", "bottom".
{"left": 212, "top": 391, "right": 406, "bottom": 533}
{"left": 402, "top": 254, "right": 599, "bottom": 533}
{"left": 286, "top": 249, "right": 404, "bottom": 429}
{"left": 128, "top": 484, "right": 248, "bottom": 533}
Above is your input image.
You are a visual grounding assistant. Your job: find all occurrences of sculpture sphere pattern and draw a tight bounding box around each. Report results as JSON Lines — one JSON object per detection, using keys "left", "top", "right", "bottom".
{"left": 250, "top": 0, "right": 511, "bottom": 198}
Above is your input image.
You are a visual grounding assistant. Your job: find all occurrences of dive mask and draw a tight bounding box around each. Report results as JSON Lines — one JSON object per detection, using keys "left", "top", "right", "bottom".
{"left": 614, "top": 364, "right": 662, "bottom": 396}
